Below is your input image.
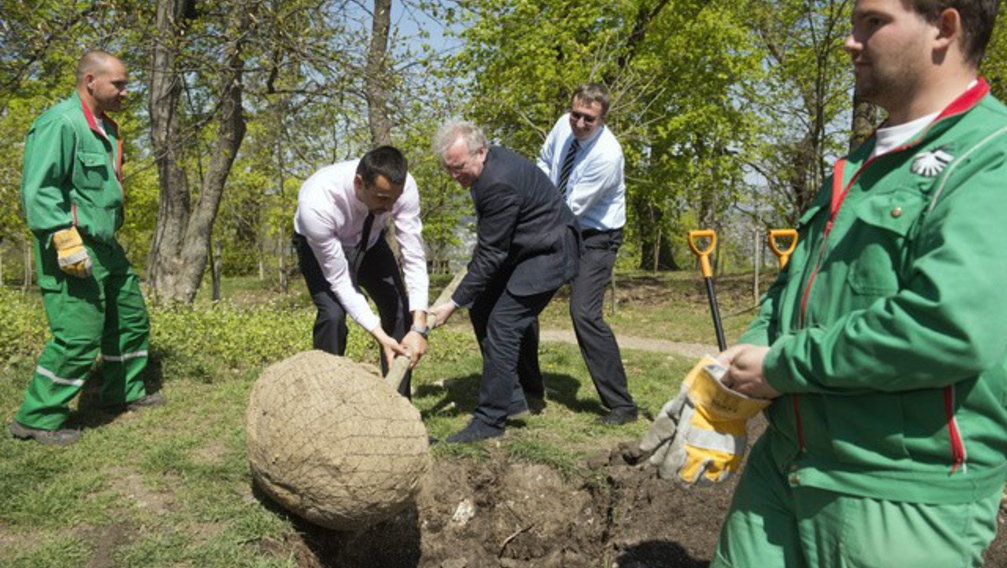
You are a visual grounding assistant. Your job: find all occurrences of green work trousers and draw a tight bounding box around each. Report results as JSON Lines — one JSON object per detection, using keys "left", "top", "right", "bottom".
{"left": 16, "top": 235, "right": 150, "bottom": 430}
{"left": 712, "top": 436, "right": 1001, "bottom": 568}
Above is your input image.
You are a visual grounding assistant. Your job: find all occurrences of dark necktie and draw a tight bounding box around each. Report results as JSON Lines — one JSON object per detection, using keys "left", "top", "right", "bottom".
{"left": 557, "top": 138, "right": 580, "bottom": 195}
{"left": 352, "top": 211, "right": 375, "bottom": 274}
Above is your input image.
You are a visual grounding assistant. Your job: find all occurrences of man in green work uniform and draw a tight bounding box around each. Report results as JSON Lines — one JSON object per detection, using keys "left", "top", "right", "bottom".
{"left": 11, "top": 51, "right": 162, "bottom": 447}
{"left": 693, "top": 0, "right": 1006, "bottom": 565}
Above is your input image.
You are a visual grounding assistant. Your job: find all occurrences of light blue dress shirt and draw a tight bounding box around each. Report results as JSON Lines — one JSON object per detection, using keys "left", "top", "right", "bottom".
{"left": 537, "top": 113, "right": 626, "bottom": 232}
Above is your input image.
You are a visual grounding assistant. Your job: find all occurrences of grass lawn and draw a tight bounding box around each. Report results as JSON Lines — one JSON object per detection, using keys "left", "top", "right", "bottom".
{"left": 0, "top": 269, "right": 778, "bottom": 567}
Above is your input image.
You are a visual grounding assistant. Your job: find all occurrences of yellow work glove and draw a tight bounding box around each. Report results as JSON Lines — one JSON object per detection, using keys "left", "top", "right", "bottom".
{"left": 51, "top": 227, "right": 93, "bottom": 278}
{"left": 639, "top": 355, "right": 769, "bottom": 486}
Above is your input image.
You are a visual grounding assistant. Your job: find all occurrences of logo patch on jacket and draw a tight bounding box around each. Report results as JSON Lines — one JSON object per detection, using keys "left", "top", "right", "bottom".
{"left": 911, "top": 148, "right": 953, "bottom": 177}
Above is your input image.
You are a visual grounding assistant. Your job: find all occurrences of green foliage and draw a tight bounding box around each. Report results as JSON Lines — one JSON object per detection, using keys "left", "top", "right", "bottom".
{"left": 741, "top": 0, "right": 855, "bottom": 223}
{"left": 984, "top": 8, "right": 1007, "bottom": 101}
{"left": 148, "top": 299, "right": 369, "bottom": 380}
{"left": 0, "top": 288, "right": 49, "bottom": 363}
{"left": 449, "top": 0, "right": 761, "bottom": 270}
{"left": 0, "top": 286, "right": 374, "bottom": 382}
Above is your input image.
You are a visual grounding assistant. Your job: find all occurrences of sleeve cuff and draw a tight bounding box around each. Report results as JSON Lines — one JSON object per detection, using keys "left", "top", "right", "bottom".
{"left": 408, "top": 292, "right": 429, "bottom": 313}
{"left": 763, "top": 338, "right": 805, "bottom": 394}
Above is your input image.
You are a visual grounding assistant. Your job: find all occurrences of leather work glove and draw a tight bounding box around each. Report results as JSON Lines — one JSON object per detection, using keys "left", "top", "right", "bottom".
{"left": 639, "top": 355, "right": 770, "bottom": 486}
{"left": 51, "top": 227, "right": 93, "bottom": 278}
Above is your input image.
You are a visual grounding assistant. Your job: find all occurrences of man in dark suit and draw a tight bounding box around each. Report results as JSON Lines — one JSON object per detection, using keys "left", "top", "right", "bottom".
{"left": 428, "top": 120, "right": 580, "bottom": 443}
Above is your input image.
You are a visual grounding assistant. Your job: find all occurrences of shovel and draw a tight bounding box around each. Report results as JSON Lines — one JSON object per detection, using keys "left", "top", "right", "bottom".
{"left": 687, "top": 230, "right": 727, "bottom": 352}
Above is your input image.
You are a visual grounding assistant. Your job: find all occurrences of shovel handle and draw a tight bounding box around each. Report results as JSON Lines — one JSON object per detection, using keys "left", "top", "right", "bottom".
{"left": 428, "top": 267, "right": 468, "bottom": 329}
{"left": 385, "top": 354, "right": 412, "bottom": 391}
{"left": 687, "top": 230, "right": 717, "bottom": 278}
{"left": 768, "top": 229, "right": 798, "bottom": 269}
{"left": 688, "top": 229, "right": 727, "bottom": 351}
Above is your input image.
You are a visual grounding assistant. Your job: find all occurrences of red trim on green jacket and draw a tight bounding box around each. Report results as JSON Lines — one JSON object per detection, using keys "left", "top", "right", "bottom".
{"left": 78, "top": 97, "right": 124, "bottom": 185}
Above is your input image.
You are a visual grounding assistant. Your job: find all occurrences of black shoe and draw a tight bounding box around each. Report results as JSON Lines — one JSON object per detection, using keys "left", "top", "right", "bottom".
{"left": 125, "top": 391, "right": 166, "bottom": 412}
{"left": 10, "top": 421, "right": 81, "bottom": 446}
{"left": 506, "top": 400, "right": 532, "bottom": 421}
{"left": 446, "top": 420, "right": 504, "bottom": 444}
{"left": 597, "top": 407, "right": 638, "bottom": 425}
{"left": 507, "top": 395, "right": 547, "bottom": 421}
{"left": 527, "top": 394, "right": 547, "bottom": 415}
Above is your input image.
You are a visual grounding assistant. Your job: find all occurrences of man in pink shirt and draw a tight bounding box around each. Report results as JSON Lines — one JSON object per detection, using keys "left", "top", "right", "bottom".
{"left": 293, "top": 146, "right": 429, "bottom": 396}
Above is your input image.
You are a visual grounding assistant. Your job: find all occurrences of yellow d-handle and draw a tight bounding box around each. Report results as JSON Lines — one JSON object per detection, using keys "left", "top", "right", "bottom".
{"left": 768, "top": 229, "right": 798, "bottom": 269}
{"left": 687, "top": 230, "right": 717, "bottom": 278}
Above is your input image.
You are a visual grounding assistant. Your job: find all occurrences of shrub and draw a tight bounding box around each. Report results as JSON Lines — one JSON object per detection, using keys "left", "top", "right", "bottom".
{"left": 0, "top": 289, "right": 374, "bottom": 383}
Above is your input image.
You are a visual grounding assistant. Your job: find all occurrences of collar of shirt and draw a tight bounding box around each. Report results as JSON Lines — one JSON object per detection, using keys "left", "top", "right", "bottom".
{"left": 871, "top": 79, "right": 980, "bottom": 159}
{"left": 566, "top": 115, "right": 605, "bottom": 151}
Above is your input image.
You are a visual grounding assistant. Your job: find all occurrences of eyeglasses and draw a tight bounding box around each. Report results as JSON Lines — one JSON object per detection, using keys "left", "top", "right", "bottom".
{"left": 570, "top": 110, "right": 600, "bottom": 125}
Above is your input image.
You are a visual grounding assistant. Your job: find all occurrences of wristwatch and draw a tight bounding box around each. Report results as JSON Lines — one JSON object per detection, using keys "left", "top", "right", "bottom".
{"left": 410, "top": 325, "right": 430, "bottom": 339}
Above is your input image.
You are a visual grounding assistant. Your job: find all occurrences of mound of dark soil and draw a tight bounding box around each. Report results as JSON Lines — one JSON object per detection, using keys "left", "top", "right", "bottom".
{"left": 269, "top": 419, "right": 1007, "bottom": 568}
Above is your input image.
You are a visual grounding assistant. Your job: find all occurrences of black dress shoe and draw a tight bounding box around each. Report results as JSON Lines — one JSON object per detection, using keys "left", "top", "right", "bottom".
{"left": 597, "top": 407, "right": 638, "bottom": 425}
{"left": 447, "top": 420, "right": 504, "bottom": 444}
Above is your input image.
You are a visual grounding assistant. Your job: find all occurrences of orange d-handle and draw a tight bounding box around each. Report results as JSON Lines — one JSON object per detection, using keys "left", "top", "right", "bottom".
{"left": 768, "top": 229, "right": 798, "bottom": 269}
{"left": 687, "top": 230, "right": 717, "bottom": 278}
{"left": 687, "top": 229, "right": 726, "bottom": 351}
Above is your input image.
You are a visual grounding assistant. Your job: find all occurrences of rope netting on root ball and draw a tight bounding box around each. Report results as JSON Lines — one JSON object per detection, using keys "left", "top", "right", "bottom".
{"left": 246, "top": 350, "right": 430, "bottom": 531}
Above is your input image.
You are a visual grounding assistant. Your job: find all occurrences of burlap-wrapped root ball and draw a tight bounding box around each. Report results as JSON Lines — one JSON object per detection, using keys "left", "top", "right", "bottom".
{"left": 246, "top": 350, "right": 430, "bottom": 531}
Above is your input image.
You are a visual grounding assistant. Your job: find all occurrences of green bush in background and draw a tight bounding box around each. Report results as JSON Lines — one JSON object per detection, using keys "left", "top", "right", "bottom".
{"left": 0, "top": 289, "right": 372, "bottom": 383}
{"left": 0, "top": 286, "right": 471, "bottom": 386}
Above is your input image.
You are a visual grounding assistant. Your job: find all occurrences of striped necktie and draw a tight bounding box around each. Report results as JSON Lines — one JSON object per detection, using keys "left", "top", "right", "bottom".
{"left": 557, "top": 138, "right": 580, "bottom": 195}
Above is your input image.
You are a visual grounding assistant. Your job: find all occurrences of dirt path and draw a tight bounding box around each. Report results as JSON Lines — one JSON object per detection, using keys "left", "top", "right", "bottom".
{"left": 540, "top": 328, "right": 716, "bottom": 359}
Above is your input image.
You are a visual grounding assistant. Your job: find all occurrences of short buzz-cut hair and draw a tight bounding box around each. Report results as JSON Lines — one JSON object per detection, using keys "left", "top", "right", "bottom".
{"left": 75, "top": 50, "right": 119, "bottom": 85}
{"left": 357, "top": 145, "right": 409, "bottom": 187}
{"left": 571, "top": 83, "right": 611, "bottom": 117}
{"left": 433, "top": 119, "right": 487, "bottom": 158}
{"left": 900, "top": 0, "right": 999, "bottom": 66}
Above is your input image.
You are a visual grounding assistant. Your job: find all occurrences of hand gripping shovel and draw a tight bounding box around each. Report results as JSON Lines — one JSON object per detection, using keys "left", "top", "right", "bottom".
{"left": 385, "top": 267, "right": 469, "bottom": 391}
{"left": 767, "top": 229, "right": 798, "bottom": 269}
{"left": 688, "top": 230, "right": 727, "bottom": 352}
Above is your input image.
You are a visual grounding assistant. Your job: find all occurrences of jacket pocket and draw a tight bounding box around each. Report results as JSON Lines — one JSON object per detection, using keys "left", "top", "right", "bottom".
{"left": 73, "top": 151, "right": 110, "bottom": 190}
{"left": 846, "top": 188, "right": 927, "bottom": 295}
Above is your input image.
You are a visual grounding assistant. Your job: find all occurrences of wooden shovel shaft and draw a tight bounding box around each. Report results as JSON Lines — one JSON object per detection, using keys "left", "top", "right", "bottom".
{"left": 384, "top": 266, "right": 470, "bottom": 391}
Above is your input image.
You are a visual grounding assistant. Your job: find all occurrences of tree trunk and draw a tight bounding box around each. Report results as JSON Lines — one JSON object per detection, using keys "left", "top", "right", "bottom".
{"left": 147, "top": 0, "right": 252, "bottom": 303}
{"left": 636, "top": 200, "right": 679, "bottom": 271}
{"left": 146, "top": 0, "right": 193, "bottom": 300}
{"left": 850, "top": 97, "right": 878, "bottom": 152}
{"left": 365, "top": 0, "right": 393, "bottom": 147}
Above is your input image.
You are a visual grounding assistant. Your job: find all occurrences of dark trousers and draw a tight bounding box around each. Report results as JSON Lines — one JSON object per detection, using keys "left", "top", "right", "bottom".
{"left": 570, "top": 229, "right": 635, "bottom": 411}
{"left": 470, "top": 274, "right": 557, "bottom": 429}
{"left": 293, "top": 233, "right": 412, "bottom": 397}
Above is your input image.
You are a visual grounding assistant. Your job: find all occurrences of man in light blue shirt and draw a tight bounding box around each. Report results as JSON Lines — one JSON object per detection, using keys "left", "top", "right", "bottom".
{"left": 537, "top": 83, "right": 637, "bottom": 424}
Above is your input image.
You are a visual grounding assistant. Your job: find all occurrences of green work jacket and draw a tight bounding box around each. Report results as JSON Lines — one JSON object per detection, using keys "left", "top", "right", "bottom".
{"left": 742, "top": 79, "right": 1007, "bottom": 504}
{"left": 20, "top": 91, "right": 124, "bottom": 244}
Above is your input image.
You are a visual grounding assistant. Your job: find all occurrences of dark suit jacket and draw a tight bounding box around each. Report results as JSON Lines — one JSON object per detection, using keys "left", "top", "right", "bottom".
{"left": 453, "top": 146, "right": 580, "bottom": 308}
